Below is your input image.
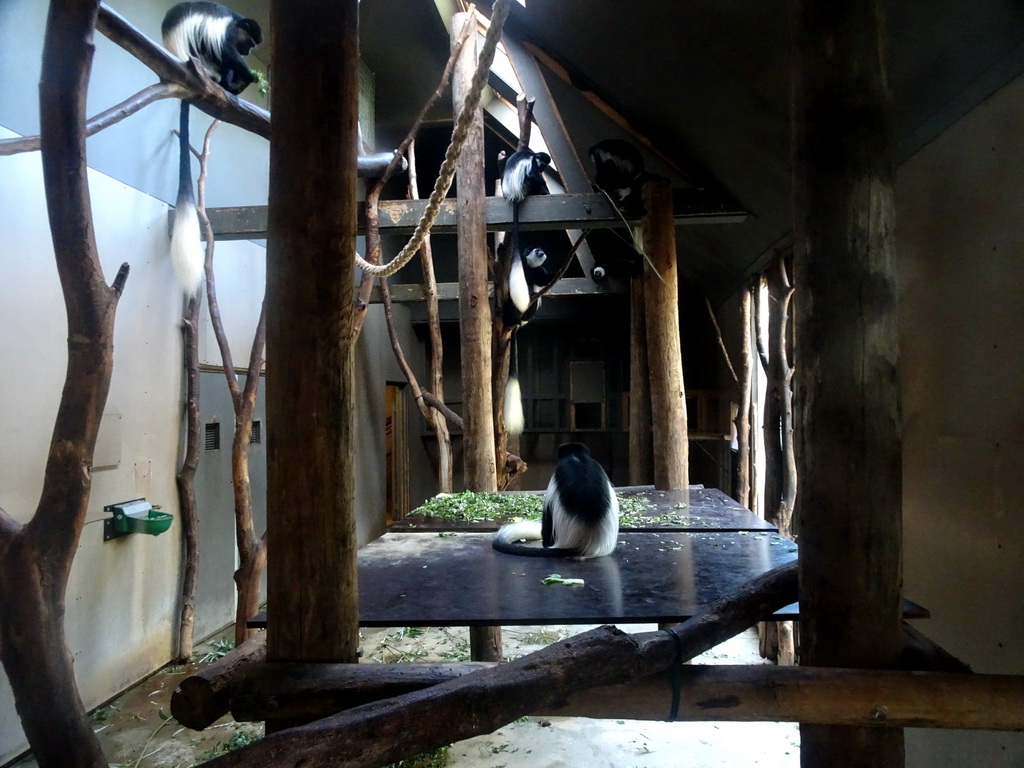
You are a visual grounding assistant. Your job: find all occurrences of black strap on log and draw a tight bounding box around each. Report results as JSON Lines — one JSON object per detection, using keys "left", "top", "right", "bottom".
{"left": 663, "top": 626, "right": 685, "bottom": 722}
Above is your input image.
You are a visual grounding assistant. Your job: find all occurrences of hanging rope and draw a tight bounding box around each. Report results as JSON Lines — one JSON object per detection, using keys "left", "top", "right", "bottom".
{"left": 355, "top": 0, "right": 512, "bottom": 277}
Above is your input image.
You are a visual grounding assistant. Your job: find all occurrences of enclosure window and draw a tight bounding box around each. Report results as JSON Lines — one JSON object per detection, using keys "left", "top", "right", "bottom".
{"left": 250, "top": 420, "right": 262, "bottom": 445}
{"left": 570, "top": 360, "right": 606, "bottom": 431}
{"left": 204, "top": 422, "right": 220, "bottom": 451}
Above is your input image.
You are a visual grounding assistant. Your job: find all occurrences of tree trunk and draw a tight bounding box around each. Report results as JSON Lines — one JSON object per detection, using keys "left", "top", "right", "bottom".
{"left": 265, "top": 0, "right": 360, "bottom": 664}
{"left": 733, "top": 284, "right": 752, "bottom": 504}
{"left": 629, "top": 277, "right": 653, "bottom": 485}
{"left": 793, "top": 1, "right": 903, "bottom": 766}
{"left": 408, "top": 140, "right": 454, "bottom": 492}
{"left": 641, "top": 178, "right": 688, "bottom": 489}
{"left": 0, "top": 2, "right": 129, "bottom": 766}
{"left": 452, "top": 12, "right": 497, "bottom": 495}
{"left": 175, "top": 295, "right": 202, "bottom": 662}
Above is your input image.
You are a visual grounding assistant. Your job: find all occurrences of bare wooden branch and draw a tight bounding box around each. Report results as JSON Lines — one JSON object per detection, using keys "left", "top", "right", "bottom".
{"left": 0, "top": 2, "right": 128, "bottom": 765}
{"left": 409, "top": 139, "right": 454, "bottom": 491}
{"left": 0, "top": 82, "right": 185, "bottom": 156}
{"left": 204, "top": 562, "right": 797, "bottom": 766}
{"left": 735, "top": 283, "right": 752, "bottom": 506}
{"left": 421, "top": 391, "right": 464, "bottom": 431}
{"left": 705, "top": 296, "right": 738, "bottom": 385}
{"left": 175, "top": 293, "right": 202, "bottom": 662}
{"left": 97, "top": 3, "right": 270, "bottom": 137}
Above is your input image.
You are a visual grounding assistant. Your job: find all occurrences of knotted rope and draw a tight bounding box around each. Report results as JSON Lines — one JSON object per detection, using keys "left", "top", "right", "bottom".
{"left": 355, "top": 0, "right": 512, "bottom": 277}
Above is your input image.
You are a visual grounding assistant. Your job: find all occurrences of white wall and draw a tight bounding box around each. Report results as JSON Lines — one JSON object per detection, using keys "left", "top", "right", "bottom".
{"left": 898, "top": 73, "right": 1024, "bottom": 765}
{"left": 1, "top": 130, "right": 190, "bottom": 763}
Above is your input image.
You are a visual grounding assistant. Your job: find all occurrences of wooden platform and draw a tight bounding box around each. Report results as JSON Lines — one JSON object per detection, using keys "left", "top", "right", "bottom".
{"left": 391, "top": 486, "right": 777, "bottom": 533}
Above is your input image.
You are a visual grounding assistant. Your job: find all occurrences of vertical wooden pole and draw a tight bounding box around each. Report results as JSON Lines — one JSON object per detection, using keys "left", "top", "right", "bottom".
{"left": 453, "top": 12, "right": 496, "bottom": 494}
{"left": 642, "top": 179, "right": 689, "bottom": 490}
{"left": 793, "top": 2, "right": 903, "bottom": 766}
{"left": 265, "top": 0, "right": 360, "bottom": 665}
{"left": 452, "top": 11, "right": 501, "bottom": 661}
{"left": 628, "top": 277, "right": 653, "bottom": 485}
{"left": 734, "top": 285, "right": 751, "bottom": 505}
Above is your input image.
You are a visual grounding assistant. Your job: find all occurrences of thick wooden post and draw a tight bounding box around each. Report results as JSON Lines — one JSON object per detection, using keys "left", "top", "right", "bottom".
{"left": 265, "top": 0, "right": 360, "bottom": 665}
{"left": 642, "top": 178, "right": 689, "bottom": 489}
{"left": 628, "top": 278, "right": 653, "bottom": 484}
{"left": 453, "top": 13, "right": 496, "bottom": 493}
{"left": 793, "top": 2, "right": 903, "bottom": 766}
{"left": 452, "top": 12, "right": 501, "bottom": 661}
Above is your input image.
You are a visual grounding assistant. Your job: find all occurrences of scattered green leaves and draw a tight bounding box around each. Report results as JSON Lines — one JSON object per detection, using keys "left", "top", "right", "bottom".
{"left": 411, "top": 491, "right": 543, "bottom": 522}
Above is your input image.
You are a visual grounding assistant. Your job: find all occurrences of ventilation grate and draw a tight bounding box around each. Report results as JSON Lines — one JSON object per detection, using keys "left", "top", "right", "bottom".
{"left": 204, "top": 422, "right": 220, "bottom": 451}
{"left": 249, "top": 420, "right": 262, "bottom": 445}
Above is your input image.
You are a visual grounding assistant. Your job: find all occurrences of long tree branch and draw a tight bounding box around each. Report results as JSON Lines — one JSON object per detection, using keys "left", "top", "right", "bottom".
{"left": 0, "top": 82, "right": 186, "bottom": 156}
{"left": 705, "top": 296, "right": 739, "bottom": 386}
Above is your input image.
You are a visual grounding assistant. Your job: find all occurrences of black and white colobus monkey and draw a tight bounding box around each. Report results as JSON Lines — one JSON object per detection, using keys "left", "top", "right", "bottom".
{"left": 162, "top": 2, "right": 263, "bottom": 295}
{"left": 589, "top": 138, "right": 648, "bottom": 218}
{"left": 502, "top": 247, "right": 548, "bottom": 437}
{"left": 493, "top": 442, "right": 620, "bottom": 559}
{"left": 502, "top": 149, "right": 550, "bottom": 249}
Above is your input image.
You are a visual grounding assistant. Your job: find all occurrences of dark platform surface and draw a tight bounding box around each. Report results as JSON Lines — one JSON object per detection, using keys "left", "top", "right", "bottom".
{"left": 391, "top": 486, "right": 777, "bottom": 533}
{"left": 251, "top": 530, "right": 800, "bottom": 629}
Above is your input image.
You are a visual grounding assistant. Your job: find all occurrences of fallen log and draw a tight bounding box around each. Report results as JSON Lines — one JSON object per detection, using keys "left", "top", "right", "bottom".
{"left": 231, "top": 661, "right": 1021, "bottom": 731}
{"left": 171, "top": 634, "right": 266, "bottom": 729}
{"left": 202, "top": 560, "right": 798, "bottom": 767}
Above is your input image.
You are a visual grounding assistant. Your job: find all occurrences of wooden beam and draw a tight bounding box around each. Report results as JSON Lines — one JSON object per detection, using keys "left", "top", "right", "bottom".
{"left": 793, "top": 2, "right": 903, "bottom": 766}
{"left": 201, "top": 190, "right": 748, "bottom": 241}
{"left": 265, "top": 0, "right": 360, "bottom": 666}
{"left": 227, "top": 662, "right": 1024, "bottom": 732}
{"left": 369, "top": 276, "right": 624, "bottom": 304}
{"left": 642, "top": 179, "right": 689, "bottom": 489}
{"left": 452, "top": 12, "right": 501, "bottom": 663}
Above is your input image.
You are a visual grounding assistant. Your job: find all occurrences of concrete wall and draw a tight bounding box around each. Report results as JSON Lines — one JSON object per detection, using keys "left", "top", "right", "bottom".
{"left": 898, "top": 71, "right": 1024, "bottom": 766}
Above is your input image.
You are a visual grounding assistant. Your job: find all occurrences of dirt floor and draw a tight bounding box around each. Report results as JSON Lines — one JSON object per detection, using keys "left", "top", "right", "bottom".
{"left": 7, "top": 625, "right": 798, "bottom": 768}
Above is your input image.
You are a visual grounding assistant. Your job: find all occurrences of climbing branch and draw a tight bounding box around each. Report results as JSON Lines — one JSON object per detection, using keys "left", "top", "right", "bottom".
{"left": 193, "top": 120, "right": 268, "bottom": 646}
{"left": 0, "top": 2, "right": 128, "bottom": 765}
{"left": 0, "top": 82, "right": 186, "bottom": 156}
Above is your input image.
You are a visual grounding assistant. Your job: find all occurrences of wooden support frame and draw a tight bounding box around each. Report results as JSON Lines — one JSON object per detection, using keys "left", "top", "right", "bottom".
{"left": 224, "top": 662, "right": 1024, "bottom": 732}
{"left": 792, "top": 2, "right": 903, "bottom": 766}
{"left": 200, "top": 189, "right": 747, "bottom": 241}
{"left": 642, "top": 179, "right": 689, "bottom": 489}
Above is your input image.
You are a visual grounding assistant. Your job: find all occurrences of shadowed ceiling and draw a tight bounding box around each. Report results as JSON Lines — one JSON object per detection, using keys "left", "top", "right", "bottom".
{"left": 357, "top": 0, "right": 1024, "bottom": 303}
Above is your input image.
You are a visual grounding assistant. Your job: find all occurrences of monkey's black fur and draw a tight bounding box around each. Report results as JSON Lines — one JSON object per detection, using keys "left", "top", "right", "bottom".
{"left": 589, "top": 138, "right": 647, "bottom": 217}
{"left": 162, "top": 1, "right": 262, "bottom": 294}
{"left": 493, "top": 443, "right": 619, "bottom": 559}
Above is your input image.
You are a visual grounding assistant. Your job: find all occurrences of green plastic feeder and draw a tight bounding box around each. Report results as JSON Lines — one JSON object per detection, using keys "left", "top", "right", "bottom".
{"left": 104, "top": 499, "right": 173, "bottom": 540}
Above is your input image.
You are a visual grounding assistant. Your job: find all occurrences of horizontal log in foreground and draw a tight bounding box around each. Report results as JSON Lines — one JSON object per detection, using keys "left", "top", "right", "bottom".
{"left": 228, "top": 661, "right": 1024, "bottom": 732}
{"left": 202, "top": 189, "right": 749, "bottom": 241}
{"left": 201, "top": 561, "right": 798, "bottom": 767}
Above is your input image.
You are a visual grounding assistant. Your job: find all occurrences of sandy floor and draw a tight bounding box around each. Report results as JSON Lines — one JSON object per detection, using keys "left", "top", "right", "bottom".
{"left": 7, "top": 625, "right": 799, "bottom": 768}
